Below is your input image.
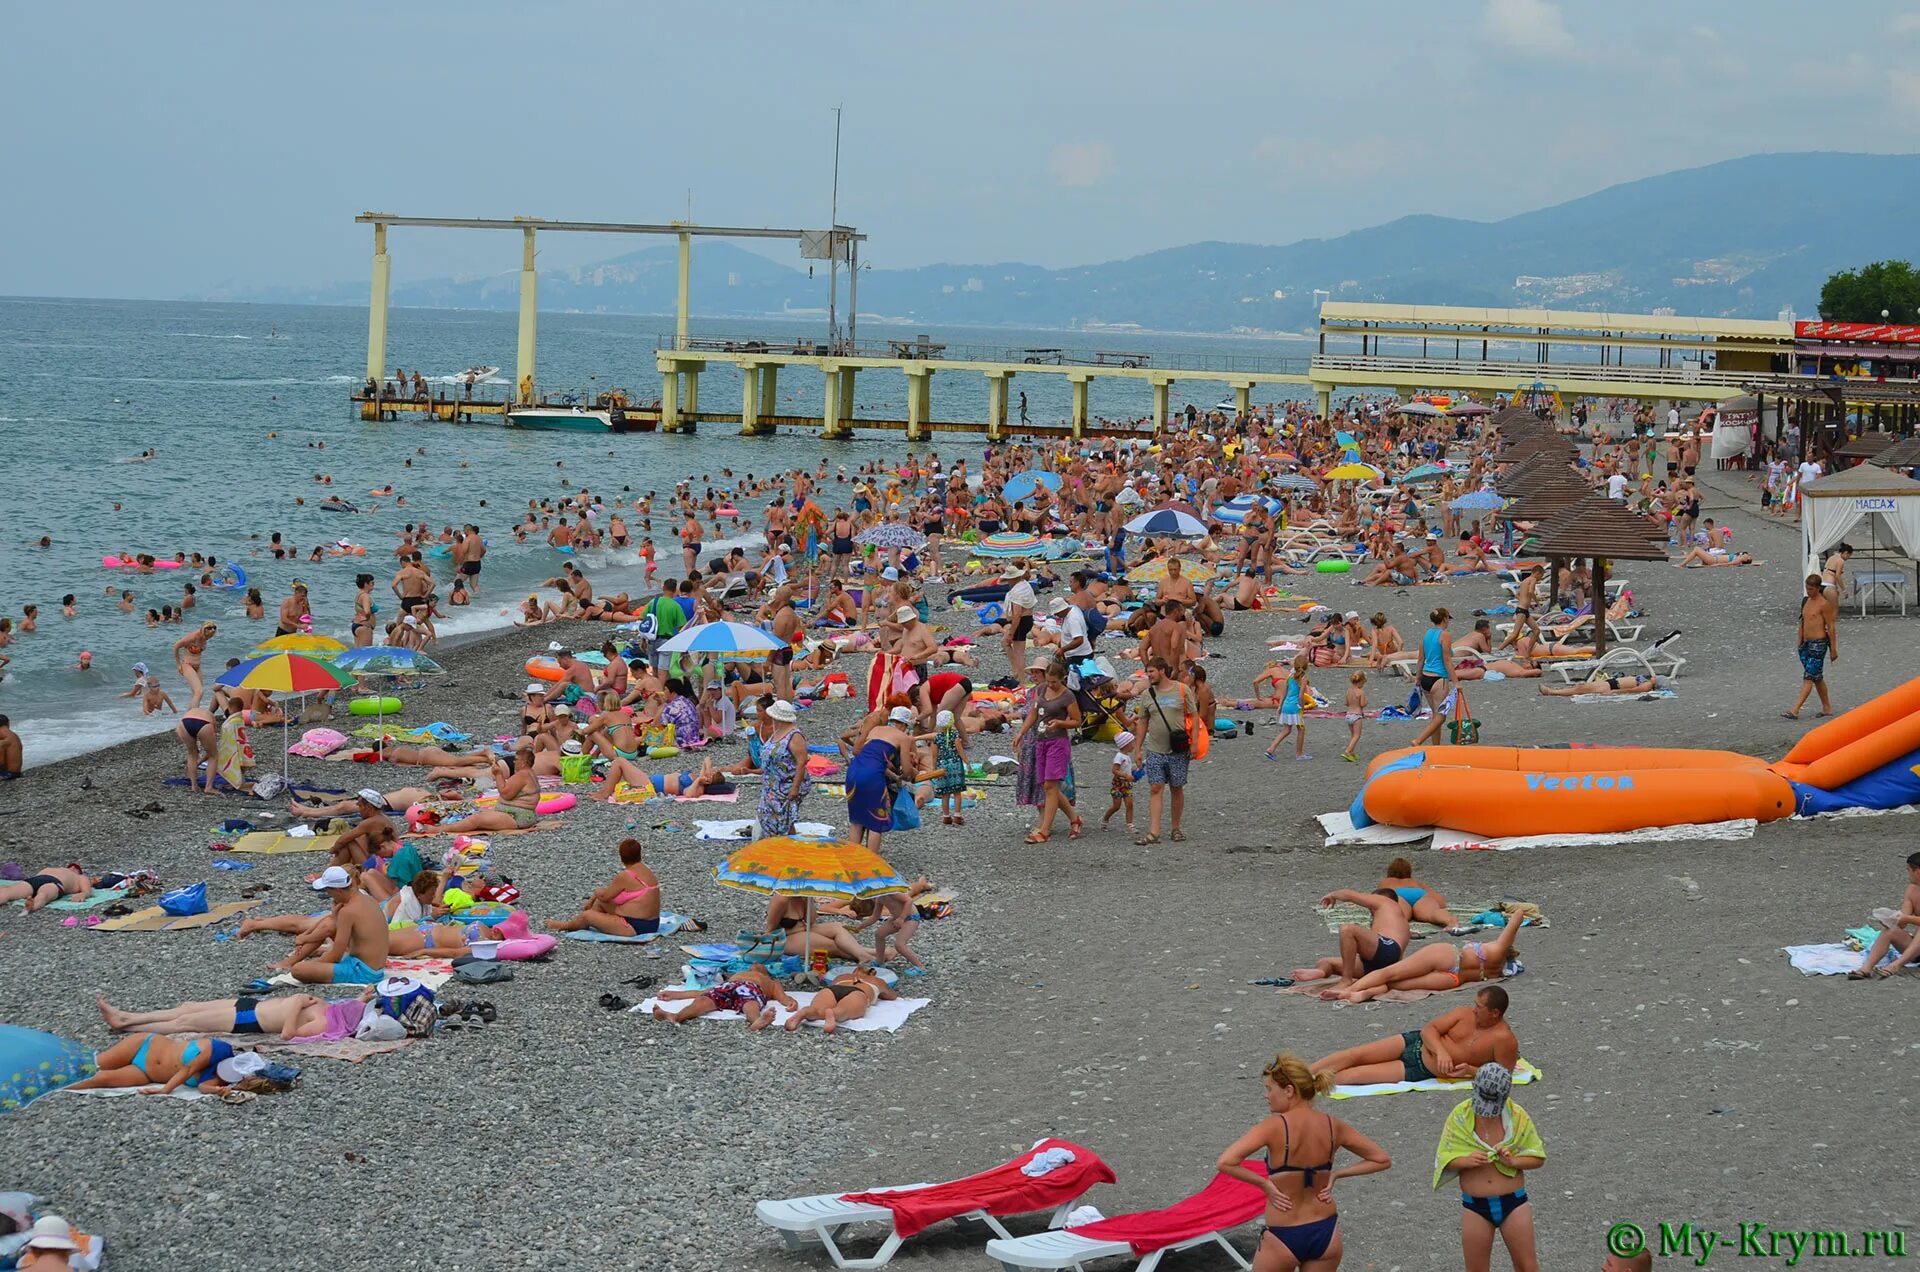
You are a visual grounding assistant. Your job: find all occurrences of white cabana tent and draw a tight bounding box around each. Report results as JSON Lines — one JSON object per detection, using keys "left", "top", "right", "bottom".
{"left": 1800, "top": 462, "right": 1920, "bottom": 582}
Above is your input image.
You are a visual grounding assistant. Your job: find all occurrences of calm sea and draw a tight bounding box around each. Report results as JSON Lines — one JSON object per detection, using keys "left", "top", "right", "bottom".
{"left": 0, "top": 296, "right": 1311, "bottom": 766}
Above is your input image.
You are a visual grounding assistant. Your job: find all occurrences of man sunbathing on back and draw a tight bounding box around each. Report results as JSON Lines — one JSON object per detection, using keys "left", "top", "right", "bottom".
{"left": 1292, "top": 888, "right": 1413, "bottom": 984}
{"left": 1312, "top": 986, "right": 1518, "bottom": 1086}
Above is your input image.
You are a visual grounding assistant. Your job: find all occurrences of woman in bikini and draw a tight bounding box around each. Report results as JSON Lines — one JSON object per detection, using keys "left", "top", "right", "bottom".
{"left": 71, "top": 1032, "right": 246, "bottom": 1095}
{"left": 782, "top": 967, "right": 897, "bottom": 1034}
{"left": 173, "top": 621, "right": 215, "bottom": 708}
{"left": 545, "top": 838, "right": 664, "bottom": 938}
{"left": 1322, "top": 912, "right": 1526, "bottom": 1003}
{"left": 173, "top": 701, "right": 222, "bottom": 794}
{"left": 1215, "top": 1051, "right": 1392, "bottom": 1271}
{"left": 1379, "top": 857, "right": 1463, "bottom": 929}
{"left": 351, "top": 573, "right": 377, "bottom": 647}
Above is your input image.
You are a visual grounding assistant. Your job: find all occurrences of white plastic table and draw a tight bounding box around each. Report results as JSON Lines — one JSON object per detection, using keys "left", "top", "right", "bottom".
{"left": 1849, "top": 567, "right": 1910, "bottom": 616}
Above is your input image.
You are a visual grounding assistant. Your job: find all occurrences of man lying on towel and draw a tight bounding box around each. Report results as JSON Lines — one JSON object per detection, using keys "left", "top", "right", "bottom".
{"left": 1292, "top": 888, "right": 1414, "bottom": 985}
{"left": 0, "top": 864, "right": 128, "bottom": 913}
{"left": 1319, "top": 912, "right": 1527, "bottom": 1003}
{"left": 1312, "top": 987, "right": 1518, "bottom": 1085}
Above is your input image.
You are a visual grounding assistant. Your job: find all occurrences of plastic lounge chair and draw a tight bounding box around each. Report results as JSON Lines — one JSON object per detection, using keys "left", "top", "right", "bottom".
{"left": 984, "top": 1166, "right": 1266, "bottom": 1272}
{"left": 756, "top": 1138, "right": 1115, "bottom": 1269}
{"left": 1547, "top": 631, "right": 1684, "bottom": 685}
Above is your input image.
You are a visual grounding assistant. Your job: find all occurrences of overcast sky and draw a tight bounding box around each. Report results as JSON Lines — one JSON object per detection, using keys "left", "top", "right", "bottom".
{"left": 6, "top": 0, "right": 1920, "bottom": 299}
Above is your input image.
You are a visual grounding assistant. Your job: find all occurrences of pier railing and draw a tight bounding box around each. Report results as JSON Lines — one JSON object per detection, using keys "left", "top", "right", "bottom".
{"left": 1311, "top": 353, "right": 1756, "bottom": 389}
{"left": 656, "top": 332, "right": 1314, "bottom": 376}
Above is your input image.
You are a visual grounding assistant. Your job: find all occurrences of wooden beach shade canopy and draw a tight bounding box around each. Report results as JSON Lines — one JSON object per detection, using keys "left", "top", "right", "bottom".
{"left": 1836, "top": 431, "right": 1896, "bottom": 461}
{"left": 1499, "top": 471, "right": 1592, "bottom": 523}
{"left": 1870, "top": 436, "right": 1920, "bottom": 469}
{"left": 1493, "top": 431, "right": 1577, "bottom": 464}
{"left": 1525, "top": 494, "right": 1671, "bottom": 655}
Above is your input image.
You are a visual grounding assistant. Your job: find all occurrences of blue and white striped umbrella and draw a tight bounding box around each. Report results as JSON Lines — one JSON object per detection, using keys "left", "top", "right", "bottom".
{"left": 656, "top": 620, "right": 786, "bottom": 659}
{"left": 1268, "top": 472, "right": 1322, "bottom": 494}
{"left": 853, "top": 522, "right": 927, "bottom": 550}
{"left": 1212, "top": 494, "right": 1283, "bottom": 525}
{"left": 1125, "top": 508, "right": 1209, "bottom": 538}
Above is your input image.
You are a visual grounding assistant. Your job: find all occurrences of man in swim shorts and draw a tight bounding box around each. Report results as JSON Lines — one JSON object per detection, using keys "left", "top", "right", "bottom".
{"left": 1292, "top": 887, "right": 1414, "bottom": 985}
{"left": 325, "top": 790, "right": 401, "bottom": 868}
{"left": 0, "top": 863, "right": 92, "bottom": 912}
{"left": 1312, "top": 987, "right": 1518, "bottom": 1086}
{"left": 291, "top": 865, "right": 390, "bottom": 985}
{"left": 97, "top": 991, "right": 335, "bottom": 1040}
{"left": 275, "top": 581, "right": 310, "bottom": 637}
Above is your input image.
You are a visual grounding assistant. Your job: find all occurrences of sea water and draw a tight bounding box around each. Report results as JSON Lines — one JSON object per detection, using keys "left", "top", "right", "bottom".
{"left": 0, "top": 296, "right": 1310, "bottom": 766}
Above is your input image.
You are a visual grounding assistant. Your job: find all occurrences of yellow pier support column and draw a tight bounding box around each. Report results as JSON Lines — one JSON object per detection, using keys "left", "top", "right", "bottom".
{"left": 1068, "top": 372, "right": 1091, "bottom": 440}
{"left": 837, "top": 367, "right": 857, "bottom": 436}
{"left": 1150, "top": 377, "right": 1172, "bottom": 430}
{"left": 821, "top": 363, "right": 845, "bottom": 440}
{"left": 1315, "top": 387, "right": 1331, "bottom": 420}
{"left": 1231, "top": 379, "right": 1254, "bottom": 419}
{"left": 759, "top": 365, "right": 779, "bottom": 426}
{"left": 682, "top": 367, "right": 700, "bottom": 423}
{"left": 738, "top": 362, "right": 762, "bottom": 436}
{"left": 985, "top": 371, "right": 1009, "bottom": 442}
{"left": 659, "top": 361, "right": 681, "bottom": 433}
{"left": 366, "top": 223, "right": 390, "bottom": 384}
{"left": 514, "top": 226, "right": 537, "bottom": 404}
{"left": 905, "top": 366, "right": 934, "bottom": 442}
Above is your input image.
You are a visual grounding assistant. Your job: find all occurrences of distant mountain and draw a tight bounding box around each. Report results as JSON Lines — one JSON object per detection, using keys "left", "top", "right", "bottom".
{"left": 215, "top": 152, "right": 1920, "bottom": 331}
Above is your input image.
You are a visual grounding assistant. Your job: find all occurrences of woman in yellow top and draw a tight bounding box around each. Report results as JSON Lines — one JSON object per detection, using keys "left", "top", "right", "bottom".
{"left": 1216, "top": 1051, "right": 1391, "bottom": 1270}
{"left": 1433, "top": 1063, "right": 1546, "bottom": 1272}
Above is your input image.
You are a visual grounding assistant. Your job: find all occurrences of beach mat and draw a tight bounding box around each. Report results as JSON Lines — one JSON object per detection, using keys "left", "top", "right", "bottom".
{"left": 1781, "top": 942, "right": 1914, "bottom": 976}
{"left": 1332, "top": 1058, "right": 1542, "bottom": 1100}
{"left": 559, "top": 912, "right": 699, "bottom": 944}
{"left": 630, "top": 989, "right": 929, "bottom": 1033}
{"left": 1318, "top": 810, "right": 1758, "bottom": 852}
{"left": 230, "top": 831, "right": 340, "bottom": 855}
{"left": 261, "top": 1036, "right": 414, "bottom": 1062}
{"left": 9, "top": 886, "right": 131, "bottom": 912}
{"left": 267, "top": 955, "right": 455, "bottom": 991}
{"left": 1317, "top": 898, "right": 1494, "bottom": 940}
{"left": 93, "top": 900, "right": 260, "bottom": 932}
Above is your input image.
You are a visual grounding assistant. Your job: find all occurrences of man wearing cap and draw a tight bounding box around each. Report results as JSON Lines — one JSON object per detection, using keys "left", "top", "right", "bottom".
{"left": 1434, "top": 1061, "right": 1547, "bottom": 1272}
{"left": 325, "top": 790, "right": 400, "bottom": 869}
{"left": 274, "top": 581, "right": 310, "bottom": 637}
{"left": 1039, "top": 595, "right": 1093, "bottom": 684}
{"left": 291, "top": 864, "right": 389, "bottom": 986}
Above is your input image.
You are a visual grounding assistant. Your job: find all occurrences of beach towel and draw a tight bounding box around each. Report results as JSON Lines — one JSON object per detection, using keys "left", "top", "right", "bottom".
{"left": 1332, "top": 1058, "right": 1542, "bottom": 1100}
{"left": 214, "top": 714, "right": 254, "bottom": 791}
{"left": 1569, "top": 689, "right": 1676, "bottom": 703}
{"left": 286, "top": 728, "right": 351, "bottom": 757}
{"left": 63, "top": 1086, "right": 210, "bottom": 1103}
{"left": 267, "top": 956, "right": 453, "bottom": 991}
{"left": 9, "top": 886, "right": 131, "bottom": 912}
{"left": 842, "top": 1138, "right": 1115, "bottom": 1239}
{"left": 694, "top": 819, "right": 757, "bottom": 842}
{"left": 1317, "top": 897, "right": 1489, "bottom": 939}
{"left": 1065, "top": 1165, "right": 1267, "bottom": 1256}
{"left": 1433, "top": 1098, "right": 1546, "bottom": 1189}
{"left": 560, "top": 912, "right": 698, "bottom": 944}
{"left": 1782, "top": 942, "right": 1909, "bottom": 976}
{"left": 164, "top": 776, "right": 344, "bottom": 797}
{"left": 93, "top": 900, "right": 260, "bottom": 932}
{"left": 630, "top": 989, "right": 930, "bottom": 1034}
{"left": 258, "top": 1036, "right": 414, "bottom": 1062}
{"left": 229, "top": 831, "right": 341, "bottom": 855}
{"left": 1278, "top": 966, "right": 1522, "bottom": 1005}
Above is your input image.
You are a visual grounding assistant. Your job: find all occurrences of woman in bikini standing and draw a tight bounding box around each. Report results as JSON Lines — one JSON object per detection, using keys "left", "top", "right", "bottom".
{"left": 351, "top": 573, "right": 377, "bottom": 647}
{"left": 545, "top": 838, "right": 663, "bottom": 938}
{"left": 1216, "top": 1051, "right": 1392, "bottom": 1271}
{"left": 173, "top": 621, "right": 215, "bottom": 708}
{"left": 174, "top": 701, "right": 221, "bottom": 794}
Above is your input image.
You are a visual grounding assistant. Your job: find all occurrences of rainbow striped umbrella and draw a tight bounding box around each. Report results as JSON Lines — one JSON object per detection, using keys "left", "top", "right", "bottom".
{"left": 1126, "top": 557, "right": 1218, "bottom": 585}
{"left": 215, "top": 653, "right": 355, "bottom": 788}
{"left": 251, "top": 633, "right": 349, "bottom": 656}
{"left": 973, "top": 531, "right": 1043, "bottom": 559}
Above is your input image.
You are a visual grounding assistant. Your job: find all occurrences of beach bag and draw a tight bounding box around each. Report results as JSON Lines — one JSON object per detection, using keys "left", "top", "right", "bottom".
{"left": 1447, "top": 689, "right": 1480, "bottom": 745}
{"left": 642, "top": 723, "right": 676, "bottom": 751}
{"left": 454, "top": 960, "right": 514, "bottom": 984}
{"left": 560, "top": 755, "right": 594, "bottom": 784}
{"left": 1152, "top": 691, "right": 1189, "bottom": 755}
{"left": 158, "top": 882, "right": 208, "bottom": 917}
{"left": 891, "top": 787, "right": 922, "bottom": 831}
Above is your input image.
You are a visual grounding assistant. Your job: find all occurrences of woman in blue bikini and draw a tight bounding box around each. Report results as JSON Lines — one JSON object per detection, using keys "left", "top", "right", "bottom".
{"left": 1217, "top": 1051, "right": 1392, "bottom": 1270}
{"left": 72, "top": 1032, "right": 246, "bottom": 1095}
{"left": 1380, "top": 857, "right": 1463, "bottom": 929}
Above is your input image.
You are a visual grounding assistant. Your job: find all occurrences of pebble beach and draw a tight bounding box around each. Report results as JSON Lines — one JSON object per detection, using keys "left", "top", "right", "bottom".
{"left": 4, "top": 462, "right": 1917, "bottom": 1270}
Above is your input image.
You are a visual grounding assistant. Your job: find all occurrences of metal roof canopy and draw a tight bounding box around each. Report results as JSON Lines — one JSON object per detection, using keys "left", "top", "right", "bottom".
{"left": 353, "top": 213, "right": 866, "bottom": 243}
{"left": 1320, "top": 300, "right": 1792, "bottom": 343}
{"left": 1742, "top": 376, "right": 1920, "bottom": 405}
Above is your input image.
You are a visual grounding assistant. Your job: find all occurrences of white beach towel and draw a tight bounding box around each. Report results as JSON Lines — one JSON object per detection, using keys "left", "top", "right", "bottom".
{"left": 1315, "top": 810, "right": 1432, "bottom": 847}
{"left": 1428, "top": 819, "right": 1757, "bottom": 853}
{"left": 1782, "top": 943, "right": 1898, "bottom": 976}
{"left": 60, "top": 1085, "right": 209, "bottom": 1102}
{"left": 630, "top": 990, "right": 929, "bottom": 1033}
{"left": 694, "top": 819, "right": 757, "bottom": 842}
{"left": 1331, "top": 1058, "right": 1542, "bottom": 1100}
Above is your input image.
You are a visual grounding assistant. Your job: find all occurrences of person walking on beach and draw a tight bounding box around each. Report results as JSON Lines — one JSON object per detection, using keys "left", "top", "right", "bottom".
{"left": 1785, "top": 573, "right": 1838, "bottom": 719}
{"left": 1410, "top": 608, "right": 1454, "bottom": 747}
{"left": 1132, "top": 657, "right": 1193, "bottom": 845}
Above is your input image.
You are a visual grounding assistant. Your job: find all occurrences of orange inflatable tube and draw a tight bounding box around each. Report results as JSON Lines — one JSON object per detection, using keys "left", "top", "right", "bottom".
{"left": 1781, "top": 677, "right": 1920, "bottom": 766}
{"left": 1362, "top": 765, "right": 1796, "bottom": 839}
{"left": 1791, "top": 710, "right": 1920, "bottom": 791}
{"left": 1367, "top": 745, "right": 1761, "bottom": 778}
{"left": 525, "top": 658, "right": 562, "bottom": 682}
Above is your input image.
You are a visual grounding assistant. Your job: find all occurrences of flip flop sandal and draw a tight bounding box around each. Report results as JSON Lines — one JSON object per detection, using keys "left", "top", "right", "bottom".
{"left": 1170, "top": 831, "right": 1188, "bottom": 841}
{"left": 438, "top": 1001, "right": 467, "bottom": 1019}
{"left": 597, "top": 993, "right": 629, "bottom": 1011}
{"left": 241, "top": 978, "right": 274, "bottom": 994}
{"left": 1135, "top": 834, "right": 1161, "bottom": 845}
{"left": 476, "top": 1003, "right": 498, "bottom": 1023}
{"left": 622, "top": 974, "right": 658, "bottom": 991}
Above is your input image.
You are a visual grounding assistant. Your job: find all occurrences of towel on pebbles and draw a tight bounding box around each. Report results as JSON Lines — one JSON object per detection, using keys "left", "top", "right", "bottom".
{"left": 631, "top": 990, "right": 929, "bottom": 1033}
{"left": 1331, "top": 1058, "right": 1543, "bottom": 1099}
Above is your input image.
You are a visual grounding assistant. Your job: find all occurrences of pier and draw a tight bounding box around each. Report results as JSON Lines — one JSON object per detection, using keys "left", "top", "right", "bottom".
{"left": 353, "top": 213, "right": 1893, "bottom": 438}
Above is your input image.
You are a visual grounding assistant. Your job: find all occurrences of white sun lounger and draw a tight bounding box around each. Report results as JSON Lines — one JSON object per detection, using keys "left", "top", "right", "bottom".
{"left": 985, "top": 1226, "right": 1252, "bottom": 1272}
{"left": 1546, "top": 631, "right": 1686, "bottom": 685}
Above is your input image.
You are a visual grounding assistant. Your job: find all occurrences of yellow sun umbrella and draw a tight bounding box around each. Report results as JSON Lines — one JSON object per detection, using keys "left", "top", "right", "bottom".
{"left": 1324, "top": 462, "right": 1383, "bottom": 480}
{"left": 252, "top": 632, "right": 349, "bottom": 656}
{"left": 1127, "top": 558, "right": 1218, "bottom": 585}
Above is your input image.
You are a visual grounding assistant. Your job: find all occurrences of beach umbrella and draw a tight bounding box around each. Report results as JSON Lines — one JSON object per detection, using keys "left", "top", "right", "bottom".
{"left": 1397, "top": 401, "right": 1447, "bottom": 417}
{"left": 1268, "top": 472, "right": 1321, "bottom": 494}
{"left": 714, "top": 835, "right": 909, "bottom": 974}
{"left": 251, "top": 632, "right": 349, "bottom": 656}
{"left": 1325, "top": 462, "right": 1383, "bottom": 480}
{"left": 1127, "top": 557, "right": 1218, "bottom": 585}
{"left": 1398, "top": 463, "right": 1453, "bottom": 485}
{"left": 973, "top": 531, "right": 1043, "bottom": 559}
{"left": 1449, "top": 403, "right": 1494, "bottom": 417}
{"left": 331, "top": 645, "right": 446, "bottom": 749}
{"left": 0, "top": 1025, "right": 95, "bottom": 1113}
{"left": 1001, "top": 469, "right": 1063, "bottom": 502}
{"left": 1124, "top": 508, "right": 1208, "bottom": 538}
{"left": 658, "top": 620, "right": 786, "bottom": 662}
{"left": 215, "top": 652, "right": 355, "bottom": 790}
{"left": 1262, "top": 449, "right": 1301, "bottom": 464}
{"left": 1449, "top": 490, "right": 1509, "bottom": 512}
{"left": 1212, "top": 494, "right": 1282, "bottom": 525}
{"left": 852, "top": 522, "right": 927, "bottom": 551}
{"left": 1334, "top": 431, "right": 1359, "bottom": 449}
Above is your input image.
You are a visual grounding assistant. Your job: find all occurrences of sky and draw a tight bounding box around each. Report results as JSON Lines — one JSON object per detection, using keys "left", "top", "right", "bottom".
{"left": 6, "top": 0, "right": 1920, "bottom": 299}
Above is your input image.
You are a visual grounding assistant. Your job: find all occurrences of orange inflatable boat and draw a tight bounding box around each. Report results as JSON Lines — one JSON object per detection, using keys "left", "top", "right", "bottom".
{"left": 1352, "top": 678, "right": 1920, "bottom": 838}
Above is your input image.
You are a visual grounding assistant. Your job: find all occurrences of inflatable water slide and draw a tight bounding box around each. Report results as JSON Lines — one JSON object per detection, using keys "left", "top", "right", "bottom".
{"left": 1350, "top": 677, "right": 1920, "bottom": 839}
